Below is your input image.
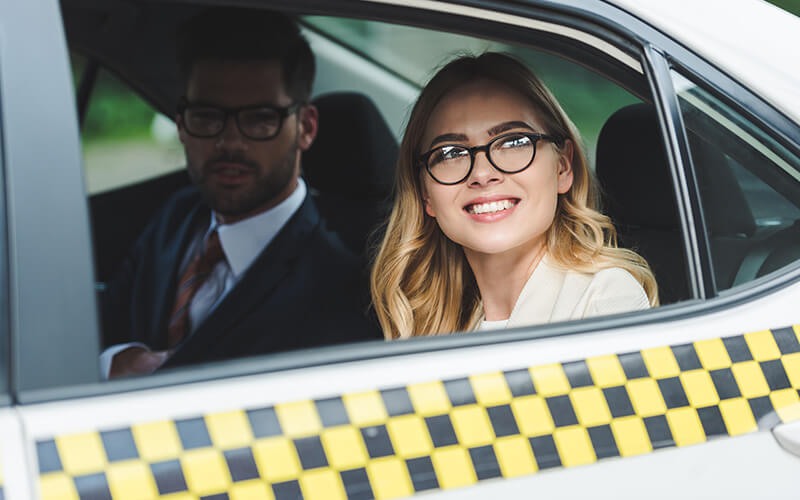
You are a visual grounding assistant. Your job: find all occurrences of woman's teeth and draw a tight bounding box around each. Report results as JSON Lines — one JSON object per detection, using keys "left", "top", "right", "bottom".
{"left": 467, "top": 199, "right": 517, "bottom": 214}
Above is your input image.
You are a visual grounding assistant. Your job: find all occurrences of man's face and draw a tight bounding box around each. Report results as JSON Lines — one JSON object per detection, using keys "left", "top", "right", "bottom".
{"left": 177, "top": 59, "right": 316, "bottom": 223}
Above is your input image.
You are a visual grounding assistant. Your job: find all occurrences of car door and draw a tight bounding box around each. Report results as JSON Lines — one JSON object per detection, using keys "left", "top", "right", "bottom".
{"left": 6, "top": 0, "right": 800, "bottom": 499}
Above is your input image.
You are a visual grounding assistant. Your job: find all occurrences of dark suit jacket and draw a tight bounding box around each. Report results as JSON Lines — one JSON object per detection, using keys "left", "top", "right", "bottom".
{"left": 101, "top": 186, "right": 381, "bottom": 369}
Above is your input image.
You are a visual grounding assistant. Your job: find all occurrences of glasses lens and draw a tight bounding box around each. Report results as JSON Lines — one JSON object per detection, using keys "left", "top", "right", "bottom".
{"left": 239, "top": 107, "right": 282, "bottom": 139}
{"left": 490, "top": 134, "right": 535, "bottom": 173}
{"left": 184, "top": 107, "right": 225, "bottom": 137}
{"left": 427, "top": 146, "right": 471, "bottom": 183}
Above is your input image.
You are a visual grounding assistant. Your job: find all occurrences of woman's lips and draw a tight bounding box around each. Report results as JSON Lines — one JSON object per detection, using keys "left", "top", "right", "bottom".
{"left": 463, "top": 197, "right": 520, "bottom": 222}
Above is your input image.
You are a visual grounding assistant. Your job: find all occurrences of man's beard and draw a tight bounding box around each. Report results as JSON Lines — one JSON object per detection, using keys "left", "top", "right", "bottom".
{"left": 189, "top": 140, "right": 298, "bottom": 218}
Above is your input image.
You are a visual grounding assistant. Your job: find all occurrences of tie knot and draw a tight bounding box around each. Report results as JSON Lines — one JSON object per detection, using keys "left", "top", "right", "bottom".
{"left": 203, "top": 230, "right": 224, "bottom": 261}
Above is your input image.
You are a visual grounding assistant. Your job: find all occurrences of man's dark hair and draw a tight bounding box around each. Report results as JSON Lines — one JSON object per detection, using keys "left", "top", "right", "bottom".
{"left": 177, "top": 7, "right": 315, "bottom": 102}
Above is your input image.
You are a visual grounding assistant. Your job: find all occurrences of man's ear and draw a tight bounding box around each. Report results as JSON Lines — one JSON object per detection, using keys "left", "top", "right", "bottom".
{"left": 297, "top": 104, "right": 319, "bottom": 151}
{"left": 176, "top": 114, "right": 187, "bottom": 145}
{"left": 557, "top": 138, "right": 574, "bottom": 194}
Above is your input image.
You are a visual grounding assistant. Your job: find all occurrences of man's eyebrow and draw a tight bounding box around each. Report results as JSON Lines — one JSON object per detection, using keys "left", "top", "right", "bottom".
{"left": 487, "top": 121, "right": 535, "bottom": 137}
{"left": 428, "top": 133, "right": 469, "bottom": 149}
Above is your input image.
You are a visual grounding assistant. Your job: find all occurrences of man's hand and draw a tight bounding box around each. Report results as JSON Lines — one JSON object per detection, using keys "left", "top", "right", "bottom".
{"left": 108, "top": 346, "right": 170, "bottom": 379}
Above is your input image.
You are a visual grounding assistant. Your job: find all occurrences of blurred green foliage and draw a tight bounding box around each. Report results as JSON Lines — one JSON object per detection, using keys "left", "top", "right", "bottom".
{"left": 769, "top": 0, "right": 800, "bottom": 16}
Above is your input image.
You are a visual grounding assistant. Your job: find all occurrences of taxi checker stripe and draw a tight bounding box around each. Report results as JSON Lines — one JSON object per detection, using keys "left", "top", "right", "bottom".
{"left": 36, "top": 325, "right": 800, "bottom": 500}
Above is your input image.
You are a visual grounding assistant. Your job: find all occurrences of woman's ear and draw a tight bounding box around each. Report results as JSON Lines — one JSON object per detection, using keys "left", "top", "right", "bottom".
{"left": 557, "top": 138, "right": 574, "bottom": 194}
{"left": 297, "top": 104, "right": 319, "bottom": 151}
{"left": 420, "top": 182, "right": 436, "bottom": 217}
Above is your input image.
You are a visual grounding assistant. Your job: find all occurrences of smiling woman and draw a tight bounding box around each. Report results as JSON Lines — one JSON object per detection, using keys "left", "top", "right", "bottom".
{"left": 371, "top": 53, "right": 658, "bottom": 339}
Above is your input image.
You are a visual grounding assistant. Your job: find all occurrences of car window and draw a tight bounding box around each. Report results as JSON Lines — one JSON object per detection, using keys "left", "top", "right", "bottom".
{"left": 672, "top": 71, "right": 800, "bottom": 291}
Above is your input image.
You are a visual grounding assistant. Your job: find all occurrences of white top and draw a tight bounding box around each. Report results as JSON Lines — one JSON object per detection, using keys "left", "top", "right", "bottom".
{"left": 489, "top": 255, "right": 650, "bottom": 330}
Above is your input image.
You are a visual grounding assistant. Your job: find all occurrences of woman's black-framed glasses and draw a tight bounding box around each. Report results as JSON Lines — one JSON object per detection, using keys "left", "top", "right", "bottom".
{"left": 418, "top": 132, "right": 564, "bottom": 185}
{"left": 178, "top": 97, "right": 301, "bottom": 141}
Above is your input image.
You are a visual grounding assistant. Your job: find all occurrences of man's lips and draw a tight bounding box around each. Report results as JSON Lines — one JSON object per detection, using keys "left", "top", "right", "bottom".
{"left": 208, "top": 162, "right": 254, "bottom": 185}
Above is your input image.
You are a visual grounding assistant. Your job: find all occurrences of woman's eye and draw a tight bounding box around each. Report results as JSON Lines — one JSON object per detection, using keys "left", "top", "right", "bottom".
{"left": 441, "top": 146, "right": 468, "bottom": 161}
{"left": 499, "top": 136, "right": 531, "bottom": 149}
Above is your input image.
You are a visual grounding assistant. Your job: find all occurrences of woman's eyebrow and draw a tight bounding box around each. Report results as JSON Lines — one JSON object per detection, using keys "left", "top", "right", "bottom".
{"left": 487, "top": 121, "right": 534, "bottom": 137}
{"left": 429, "top": 133, "right": 469, "bottom": 149}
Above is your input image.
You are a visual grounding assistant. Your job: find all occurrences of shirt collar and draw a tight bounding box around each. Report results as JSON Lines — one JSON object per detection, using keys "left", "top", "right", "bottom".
{"left": 206, "top": 178, "right": 307, "bottom": 278}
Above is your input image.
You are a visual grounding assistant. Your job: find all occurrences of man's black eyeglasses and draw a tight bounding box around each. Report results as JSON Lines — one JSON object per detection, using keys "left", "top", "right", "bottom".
{"left": 418, "top": 132, "right": 564, "bottom": 185}
{"left": 177, "top": 97, "right": 301, "bottom": 141}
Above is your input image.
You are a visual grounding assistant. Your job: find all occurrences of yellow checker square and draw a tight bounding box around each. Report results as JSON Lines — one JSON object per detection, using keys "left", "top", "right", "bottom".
{"left": 181, "top": 448, "right": 231, "bottom": 495}
{"left": 553, "top": 427, "right": 595, "bottom": 468}
{"left": 665, "top": 408, "right": 705, "bottom": 447}
{"left": 320, "top": 426, "right": 368, "bottom": 469}
{"left": 39, "top": 472, "right": 79, "bottom": 500}
{"left": 494, "top": 436, "right": 537, "bottom": 478}
{"left": 275, "top": 400, "right": 322, "bottom": 437}
{"left": 694, "top": 338, "right": 732, "bottom": 370}
{"left": 529, "top": 363, "right": 570, "bottom": 396}
{"left": 106, "top": 460, "right": 159, "bottom": 500}
{"left": 131, "top": 420, "right": 182, "bottom": 462}
{"left": 386, "top": 415, "right": 433, "bottom": 458}
{"left": 512, "top": 395, "right": 554, "bottom": 436}
{"left": 300, "top": 469, "right": 347, "bottom": 500}
{"left": 586, "top": 354, "right": 626, "bottom": 388}
{"left": 252, "top": 436, "right": 301, "bottom": 482}
{"left": 230, "top": 479, "right": 274, "bottom": 500}
{"left": 205, "top": 410, "right": 253, "bottom": 449}
{"left": 343, "top": 390, "right": 389, "bottom": 426}
{"left": 450, "top": 405, "right": 494, "bottom": 447}
{"left": 745, "top": 329, "right": 781, "bottom": 361}
{"left": 770, "top": 389, "right": 800, "bottom": 422}
{"left": 679, "top": 370, "right": 719, "bottom": 407}
{"left": 782, "top": 352, "right": 800, "bottom": 388}
{"left": 159, "top": 493, "right": 196, "bottom": 500}
{"left": 731, "top": 361, "right": 770, "bottom": 398}
{"left": 368, "top": 457, "right": 414, "bottom": 500}
{"left": 626, "top": 379, "right": 667, "bottom": 417}
{"left": 719, "top": 398, "right": 757, "bottom": 436}
{"left": 431, "top": 447, "right": 477, "bottom": 490}
{"left": 407, "top": 381, "right": 451, "bottom": 416}
{"left": 610, "top": 416, "right": 651, "bottom": 457}
{"left": 55, "top": 432, "right": 107, "bottom": 476}
{"left": 470, "top": 372, "right": 512, "bottom": 406}
{"left": 570, "top": 387, "right": 612, "bottom": 427}
{"left": 641, "top": 346, "right": 680, "bottom": 378}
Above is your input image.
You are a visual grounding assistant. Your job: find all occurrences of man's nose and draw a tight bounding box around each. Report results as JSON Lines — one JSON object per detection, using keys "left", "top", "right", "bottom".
{"left": 467, "top": 150, "right": 502, "bottom": 187}
{"left": 216, "top": 115, "right": 247, "bottom": 150}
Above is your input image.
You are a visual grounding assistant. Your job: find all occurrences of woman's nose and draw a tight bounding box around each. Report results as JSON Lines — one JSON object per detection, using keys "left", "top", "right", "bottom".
{"left": 467, "top": 150, "right": 502, "bottom": 187}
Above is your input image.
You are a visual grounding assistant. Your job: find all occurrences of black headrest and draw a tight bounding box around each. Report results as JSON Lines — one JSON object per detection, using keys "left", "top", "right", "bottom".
{"left": 303, "top": 92, "right": 397, "bottom": 200}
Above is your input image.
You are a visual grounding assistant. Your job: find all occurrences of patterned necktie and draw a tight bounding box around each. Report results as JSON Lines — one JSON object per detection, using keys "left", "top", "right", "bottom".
{"left": 167, "top": 230, "right": 225, "bottom": 347}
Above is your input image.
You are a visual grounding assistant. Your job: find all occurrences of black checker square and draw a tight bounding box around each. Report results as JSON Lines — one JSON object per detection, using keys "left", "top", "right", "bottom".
{"left": 656, "top": 377, "right": 689, "bottom": 409}
{"left": 201, "top": 494, "right": 230, "bottom": 500}
{"left": 425, "top": 414, "right": 459, "bottom": 448}
{"left": 360, "top": 425, "right": 395, "bottom": 458}
{"left": 74, "top": 472, "right": 112, "bottom": 500}
{"left": 618, "top": 351, "right": 650, "bottom": 379}
{"left": 315, "top": 397, "right": 350, "bottom": 427}
{"left": 294, "top": 436, "right": 329, "bottom": 469}
{"left": 0, "top": 487, "right": 5, "bottom": 500}
{"left": 36, "top": 439, "right": 62, "bottom": 474}
{"left": 602, "top": 386, "right": 635, "bottom": 418}
{"left": 486, "top": 404, "right": 520, "bottom": 437}
{"left": 643, "top": 415, "right": 674, "bottom": 450}
{"left": 562, "top": 360, "right": 594, "bottom": 388}
{"left": 443, "top": 377, "right": 477, "bottom": 406}
{"left": 246, "top": 406, "right": 282, "bottom": 438}
{"left": 697, "top": 406, "right": 728, "bottom": 438}
{"left": 223, "top": 447, "right": 260, "bottom": 482}
{"left": 528, "top": 435, "right": 561, "bottom": 470}
{"left": 100, "top": 428, "right": 139, "bottom": 462}
{"left": 174, "top": 417, "right": 212, "bottom": 450}
{"left": 545, "top": 395, "right": 579, "bottom": 427}
{"left": 722, "top": 335, "right": 753, "bottom": 363}
{"left": 760, "top": 359, "right": 792, "bottom": 391}
{"left": 671, "top": 344, "right": 703, "bottom": 371}
{"left": 503, "top": 368, "right": 536, "bottom": 397}
{"left": 587, "top": 424, "right": 620, "bottom": 459}
{"left": 468, "top": 445, "right": 502, "bottom": 481}
{"left": 380, "top": 387, "right": 415, "bottom": 416}
{"left": 150, "top": 459, "right": 188, "bottom": 495}
{"left": 272, "top": 480, "right": 303, "bottom": 500}
{"left": 709, "top": 368, "right": 742, "bottom": 400}
{"left": 340, "top": 467, "right": 375, "bottom": 500}
{"left": 772, "top": 326, "right": 800, "bottom": 355}
{"left": 748, "top": 396, "right": 781, "bottom": 429}
{"left": 406, "top": 456, "right": 439, "bottom": 492}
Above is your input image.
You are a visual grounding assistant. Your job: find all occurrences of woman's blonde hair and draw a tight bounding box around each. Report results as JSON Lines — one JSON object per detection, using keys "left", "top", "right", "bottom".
{"left": 371, "top": 53, "right": 658, "bottom": 340}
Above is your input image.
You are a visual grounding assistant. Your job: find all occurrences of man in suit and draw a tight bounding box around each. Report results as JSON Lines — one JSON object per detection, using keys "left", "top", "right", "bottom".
{"left": 101, "top": 7, "right": 380, "bottom": 377}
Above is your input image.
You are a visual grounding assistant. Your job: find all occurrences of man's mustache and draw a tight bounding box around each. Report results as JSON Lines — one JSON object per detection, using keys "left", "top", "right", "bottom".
{"left": 204, "top": 153, "right": 259, "bottom": 171}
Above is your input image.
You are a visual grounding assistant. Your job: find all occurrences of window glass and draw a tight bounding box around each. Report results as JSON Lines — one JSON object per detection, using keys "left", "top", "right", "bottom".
{"left": 672, "top": 71, "right": 800, "bottom": 290}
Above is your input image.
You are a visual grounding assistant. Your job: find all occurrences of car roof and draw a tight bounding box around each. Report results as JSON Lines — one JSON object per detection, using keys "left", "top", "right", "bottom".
{"left": 607, "top": 0, "right": 800, "bottom": 124}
